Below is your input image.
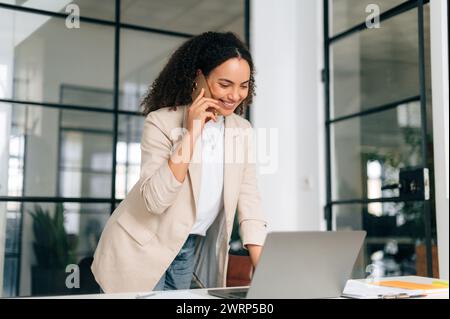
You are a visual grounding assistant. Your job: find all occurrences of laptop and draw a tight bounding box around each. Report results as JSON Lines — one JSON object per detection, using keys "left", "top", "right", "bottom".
{"left": 208, "top": 231, "right": 366, "bottom": 299}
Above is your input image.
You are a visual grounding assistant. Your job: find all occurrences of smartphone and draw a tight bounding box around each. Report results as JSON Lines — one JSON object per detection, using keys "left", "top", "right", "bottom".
{"left": 192, "top": 72, "right": 211, "bottom": 100}
{"left": 191, "top": 72, "right": 220, "bottom": 116}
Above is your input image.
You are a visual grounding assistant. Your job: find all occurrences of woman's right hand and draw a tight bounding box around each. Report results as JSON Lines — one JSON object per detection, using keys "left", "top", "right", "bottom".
{"left": 186, "top": 88, "right": 221, "bottom": 140}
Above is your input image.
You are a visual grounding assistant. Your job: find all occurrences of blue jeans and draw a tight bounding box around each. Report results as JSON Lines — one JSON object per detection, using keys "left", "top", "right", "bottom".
{"left": 153, "top": 234, "right": 199, "bottom": 291}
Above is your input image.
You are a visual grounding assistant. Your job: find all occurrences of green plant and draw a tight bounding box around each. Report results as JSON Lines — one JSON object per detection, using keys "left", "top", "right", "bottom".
{"left": 28, "top": 203, "right": 77, "bottom": 269}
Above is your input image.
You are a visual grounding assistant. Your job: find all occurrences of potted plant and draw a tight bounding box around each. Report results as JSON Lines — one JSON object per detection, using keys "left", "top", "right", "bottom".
{"left": 29, "top": 203, "right": 78, "bottom": 295}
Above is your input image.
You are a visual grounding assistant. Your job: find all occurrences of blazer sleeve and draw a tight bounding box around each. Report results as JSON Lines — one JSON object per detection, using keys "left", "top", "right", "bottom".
{"left": 237, "top": 122, "right": 268, "bottom": 248}
{"left": 139, "top": 112, "right": 184, "bottom": 215}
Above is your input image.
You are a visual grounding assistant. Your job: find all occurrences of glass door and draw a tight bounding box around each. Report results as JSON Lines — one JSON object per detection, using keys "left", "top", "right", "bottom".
{"left": 324, "top": 0, "right": 437, "bottom": 278}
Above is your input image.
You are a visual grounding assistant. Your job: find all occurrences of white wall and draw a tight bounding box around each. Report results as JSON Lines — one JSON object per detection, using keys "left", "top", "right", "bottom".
{"left": 430, "top": 0, "right": 449, "bottom": 280}
{"left": 250, "top": 0, "right": 325, "bottom": 232}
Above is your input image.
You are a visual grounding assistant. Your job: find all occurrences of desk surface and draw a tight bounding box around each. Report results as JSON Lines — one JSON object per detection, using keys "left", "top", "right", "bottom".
{"left": 37, "top": 276, "right": 449, "bottom": 299}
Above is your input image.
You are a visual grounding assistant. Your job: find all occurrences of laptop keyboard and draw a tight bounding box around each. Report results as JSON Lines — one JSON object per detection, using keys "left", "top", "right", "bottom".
{"left": 208, "top": 287, "right": 249, "bottom": 299}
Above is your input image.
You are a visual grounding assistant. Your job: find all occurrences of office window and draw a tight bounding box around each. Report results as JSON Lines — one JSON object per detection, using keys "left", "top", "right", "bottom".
{"left": 0, "top": 104, "right": 114, "bottom": 198}
{"left": 115, "top": 115, "right": 143, "bottom": 198}
{"left": 324, "top": 1, "right": 437, "bottom": 279}
{"left": 0, "top": 0, "right": 250, "bottom": 297}
{"left": 333, "top": 202, "right": 438, "bottom": 279}
{"left": 331, "top": 101, "right": 422, "bottom": 201}
{"left": 121, "top": 0, "right": 246, "bottom": 39}
{"left": 331, "top": 8, "right": 420, "bottom": 118}
{"left": 119, "top": 29, "right": 185, "bottom": 112}
{"left": 1, "top": 201, "right": 109, "bottom": 297}
{"left": 0, "top": 7, "right": 115, "bottom": 109}
{"left": 330, "top": 0, "right": 405, "bottom": 36}
{"left": 0, "top": 0, "right": 116, "bottom": 21}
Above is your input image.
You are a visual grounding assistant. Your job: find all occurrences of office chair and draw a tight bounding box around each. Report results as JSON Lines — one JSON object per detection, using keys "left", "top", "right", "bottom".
{"left": 226, "top": 254, "right": 254, "bottom": 287}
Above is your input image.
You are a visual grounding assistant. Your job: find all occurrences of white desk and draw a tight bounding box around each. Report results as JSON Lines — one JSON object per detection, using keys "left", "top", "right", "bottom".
{"left": 36, "top": 276, "right": 448, "bottom": 299}
{"left": 342, "top": 276, "right": 449, "bottom": 299}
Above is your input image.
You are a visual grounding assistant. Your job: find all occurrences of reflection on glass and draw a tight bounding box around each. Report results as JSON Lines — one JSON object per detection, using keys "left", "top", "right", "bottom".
{"left": 0, "top": 8, "right": 114, "bottom": 108}
{"left": 330, "top": 0, "right": 405, "bottom": 36}
{"left": 119, "top": 29, "right": 185, "bottom": 111}
{"left": 116, "top": 115, "right": 143, "bottom": 198}
{"left": 3, "top": 203, "right": 21, "bottom": 297}
{"left": 330, "top": 8, "right": 419, "bottom": 118}
{"left": 0, "top": 103, "right": 113, "bottom": 198}
{"left": 121, "top": 0, "right": 245, "bottom": 38}
{"left": 0, "top": 0, "right": 116, "bottom": 21}
{"left": 332, "top": 202, "right": 437, "bottom": 279}
{"left": 60, "top": 85, "right": 114, "bottom": 109}
{"left": 331, "top": 101, "right": 422, "bottom": 200}
{"left": 2, "top": 255, "right": 18, "bottom": 297}
{"left": 60, "top": 110, "right": 113, "bottom": 198}
{"left": 367, "top": 160, "right": 382, "bottom": 215}
{"left": 0, "top": 201, "right": 110, "bottom": 297}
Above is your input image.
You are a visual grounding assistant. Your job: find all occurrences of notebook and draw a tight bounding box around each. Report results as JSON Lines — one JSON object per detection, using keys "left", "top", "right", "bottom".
{"left": 372, "top": 279, "right": 449, "bottom": 294}
{"left": 342, "top": 280, "right": 426, "bottom": 299}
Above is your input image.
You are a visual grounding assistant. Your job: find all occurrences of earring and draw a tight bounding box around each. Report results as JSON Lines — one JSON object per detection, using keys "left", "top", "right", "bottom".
{"left": 192, "top": 81, "right": 198, "bottom": 92}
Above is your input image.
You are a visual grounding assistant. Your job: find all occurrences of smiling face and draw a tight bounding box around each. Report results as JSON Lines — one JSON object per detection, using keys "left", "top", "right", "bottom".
{"left": 203, "top": 57, "right": 251, "bottom": 117}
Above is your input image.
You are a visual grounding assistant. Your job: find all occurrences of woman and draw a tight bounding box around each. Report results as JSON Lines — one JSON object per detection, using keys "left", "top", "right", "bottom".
{"left": 91, "top": 31, "right": 268, "bottom": 293}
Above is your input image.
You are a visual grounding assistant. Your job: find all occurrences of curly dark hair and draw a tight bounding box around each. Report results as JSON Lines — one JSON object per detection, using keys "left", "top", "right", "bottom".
{"left": 141, "top": 31, "right": 256, "bottom": 116}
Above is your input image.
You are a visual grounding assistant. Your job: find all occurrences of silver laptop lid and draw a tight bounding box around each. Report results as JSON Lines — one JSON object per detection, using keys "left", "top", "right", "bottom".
{"left": 247, "top": 231, "right": 366, "bottom": 299}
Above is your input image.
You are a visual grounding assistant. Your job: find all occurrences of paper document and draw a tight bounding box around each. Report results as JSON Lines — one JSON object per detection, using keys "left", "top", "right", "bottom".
{"left": 342, "top": 280, "right": 425, "bottom": 299}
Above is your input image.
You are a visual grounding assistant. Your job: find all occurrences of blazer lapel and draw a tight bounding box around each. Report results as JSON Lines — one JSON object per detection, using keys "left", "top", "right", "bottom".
{"left": 182, "top": 106, "right": 202, "bottom": 215}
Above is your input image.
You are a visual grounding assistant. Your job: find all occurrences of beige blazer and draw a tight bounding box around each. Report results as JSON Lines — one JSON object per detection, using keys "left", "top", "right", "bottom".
{"left": 91, "top": 105, "right": 268, "bottom": 293}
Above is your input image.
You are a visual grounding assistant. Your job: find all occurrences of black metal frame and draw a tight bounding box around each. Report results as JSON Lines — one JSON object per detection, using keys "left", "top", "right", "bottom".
{"left": 111, "top": 0, "right": 121, "bottom": 214}
{"left": 0, "top": 2, "right": 195, "bottom": 38}
{"left": 244, "top": 0, "right": 252, "bottom": 122}
{"left": 0, "top": 0, "right": 251, "bottom": 296}
{"left": 324, "top": 0, "right": 434, "bottom": 277}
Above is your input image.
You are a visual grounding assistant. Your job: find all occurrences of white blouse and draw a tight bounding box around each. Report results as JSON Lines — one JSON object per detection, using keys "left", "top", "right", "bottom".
{"left": 190, "top": 115, "right": 225, "bottom": 236}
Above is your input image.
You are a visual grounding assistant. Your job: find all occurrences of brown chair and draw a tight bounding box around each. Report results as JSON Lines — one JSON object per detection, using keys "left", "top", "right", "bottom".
{"left": 226, "top": 254, "right": 254, "bottom": 287}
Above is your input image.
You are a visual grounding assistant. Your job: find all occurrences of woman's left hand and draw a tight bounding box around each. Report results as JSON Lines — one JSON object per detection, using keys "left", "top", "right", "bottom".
{"left": 246, "top": 244, "right": 263, "bottom": 268}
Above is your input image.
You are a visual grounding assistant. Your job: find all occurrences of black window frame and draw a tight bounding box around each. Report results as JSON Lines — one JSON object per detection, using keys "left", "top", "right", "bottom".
{"left": 0, "top": 0, "right": 251, "bottom": 297}
{"left": 323, "top": 0, "right": 435, "bottom": 277}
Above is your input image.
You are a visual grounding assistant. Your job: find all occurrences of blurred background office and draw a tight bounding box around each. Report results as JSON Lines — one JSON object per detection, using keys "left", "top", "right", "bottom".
{"left": 0, "top": 0, "right": 448, "bottom": 297}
